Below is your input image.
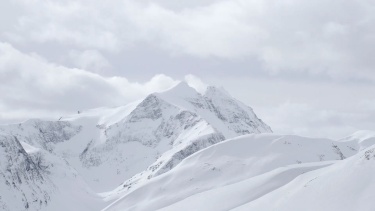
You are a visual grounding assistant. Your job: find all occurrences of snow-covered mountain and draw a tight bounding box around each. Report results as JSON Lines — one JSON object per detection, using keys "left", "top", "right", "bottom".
{"left": 0, "top": 82, "right": 271, "bottom": 210}
{"left": 1, "top": 81, "right": 374, "bottom": 211}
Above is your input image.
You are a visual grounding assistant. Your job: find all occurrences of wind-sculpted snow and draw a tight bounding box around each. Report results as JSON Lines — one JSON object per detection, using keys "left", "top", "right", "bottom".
{"left": 338, "top": 130, "right": 375, "bottom": 150}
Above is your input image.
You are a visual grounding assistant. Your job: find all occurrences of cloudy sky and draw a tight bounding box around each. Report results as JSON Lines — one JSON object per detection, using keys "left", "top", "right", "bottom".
{"left": 1, "top": 0, "right": 374, "bottom": 139}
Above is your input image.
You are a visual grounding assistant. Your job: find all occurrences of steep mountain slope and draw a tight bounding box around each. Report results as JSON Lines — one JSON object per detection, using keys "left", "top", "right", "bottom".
{"left": 103, "top": 132, "right": 375, "bottom": 211}
{"left": 0, "top": 82, "right": 271, "bottom": 210}
{"left": 0, "top": 133, "right": 51, "bottom": 211}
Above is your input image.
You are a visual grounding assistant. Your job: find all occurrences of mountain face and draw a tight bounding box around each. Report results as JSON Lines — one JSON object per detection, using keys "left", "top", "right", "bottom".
{"left": 72, "top": 82, "right": 271, "bottom": 192}
{"left": 0, "top": 82, "right": 271, "bottom": 210}
{"left": 101, "top": 83, "right": 272, "bottom": 196}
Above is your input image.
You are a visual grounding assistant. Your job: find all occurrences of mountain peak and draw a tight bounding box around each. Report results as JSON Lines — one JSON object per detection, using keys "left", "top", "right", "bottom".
{"left": 157, "top": 81, "right": 200, "bottom": 99}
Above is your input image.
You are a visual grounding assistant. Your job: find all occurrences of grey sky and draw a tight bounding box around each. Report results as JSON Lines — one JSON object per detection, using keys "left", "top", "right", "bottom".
{"left": 0, "top": 0, "right": 374, "bottom": 139}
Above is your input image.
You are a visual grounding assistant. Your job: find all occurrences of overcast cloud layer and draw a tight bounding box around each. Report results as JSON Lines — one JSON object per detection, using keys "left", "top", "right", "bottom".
{"left": 0, "top": 0, "right": 374, "bottom": 139}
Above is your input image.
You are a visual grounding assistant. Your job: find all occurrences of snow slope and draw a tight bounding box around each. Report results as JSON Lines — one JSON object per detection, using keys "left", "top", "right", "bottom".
{"left": 103, "top": 132, "right": 375, "bottom": 211}
{"left": 233, "top": 139, "right": 375, "bottom": 211}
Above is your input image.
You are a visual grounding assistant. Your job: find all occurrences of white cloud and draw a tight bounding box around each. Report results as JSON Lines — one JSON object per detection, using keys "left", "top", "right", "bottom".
{"left": 0, "top": 42, "right": 178, "bottom": 123}
{"left": 0, "top": 41, "right": 374, "bottom": 138}
{"left": 67, "top": 50, "right": 111, "bottom": 73}
{"left": 256, "top": 102, "right": 372, "bottom": 140}
{"left": 3, "top": 0, "right": 375, "bottom": 82}
{"left": 184, "top": 74, "right": 208, "bottom": 94}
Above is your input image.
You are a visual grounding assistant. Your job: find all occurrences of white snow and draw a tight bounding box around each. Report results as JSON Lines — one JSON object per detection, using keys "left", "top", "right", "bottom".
{"left": 232, "top": 143, "right": 375, "bottom": 211}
